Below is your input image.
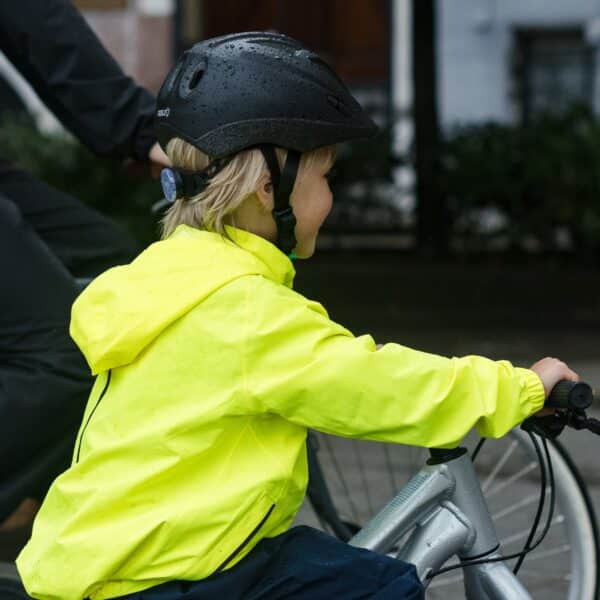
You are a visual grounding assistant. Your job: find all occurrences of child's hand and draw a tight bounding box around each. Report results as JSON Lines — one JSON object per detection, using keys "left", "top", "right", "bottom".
{"left": 530, "top": 357, "right": 579, "bottom": 415}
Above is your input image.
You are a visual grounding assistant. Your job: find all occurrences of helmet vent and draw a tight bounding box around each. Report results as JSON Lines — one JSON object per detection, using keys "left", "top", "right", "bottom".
{"left": 327, "top": 94, "right": 352, "bottom": 117}
{"left": 189, "top": 69, "right": 205, "bottom": 91}
{"left": 309, "top": 55, "right": 346, "bottom": 86}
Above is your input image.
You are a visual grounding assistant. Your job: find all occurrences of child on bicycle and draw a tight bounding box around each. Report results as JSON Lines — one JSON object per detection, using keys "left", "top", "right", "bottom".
{"left": 17, "top": 32, "right": 578, "bottom": 600}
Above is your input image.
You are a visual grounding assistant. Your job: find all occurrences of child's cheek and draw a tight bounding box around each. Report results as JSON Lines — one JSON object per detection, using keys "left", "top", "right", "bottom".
{"left": 324, "top": 194, "right": 333, "bottom": 220}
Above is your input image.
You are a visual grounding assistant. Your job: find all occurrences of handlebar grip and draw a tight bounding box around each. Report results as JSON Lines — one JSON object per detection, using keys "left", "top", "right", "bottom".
{"left": 546, "top": 381, "right": 593, "bottom": 410}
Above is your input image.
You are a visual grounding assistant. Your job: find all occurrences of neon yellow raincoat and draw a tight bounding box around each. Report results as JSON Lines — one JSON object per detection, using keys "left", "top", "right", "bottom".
{"left": 17, "top": 225, "right": 545, "bottom": 600}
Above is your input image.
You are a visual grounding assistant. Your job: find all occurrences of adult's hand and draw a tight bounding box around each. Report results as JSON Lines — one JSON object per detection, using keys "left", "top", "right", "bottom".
{"left": 148, "top": 142, "right": 171, "bottom": 178}
{"left": 123, "top": 142, "right": 171, "bottom": 179}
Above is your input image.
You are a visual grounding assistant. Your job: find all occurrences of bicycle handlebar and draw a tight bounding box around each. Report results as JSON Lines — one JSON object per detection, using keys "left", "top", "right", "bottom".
{"left": 546, "top": 380, "right": 593, "bottom": 411}
{"left": 522, "top": 379, "right": 598, "bottom": 439}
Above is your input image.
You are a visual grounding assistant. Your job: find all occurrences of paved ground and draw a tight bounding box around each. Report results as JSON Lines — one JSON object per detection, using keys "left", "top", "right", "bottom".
{"left": 291, "top": 252, "right": 600, "bottom": 598}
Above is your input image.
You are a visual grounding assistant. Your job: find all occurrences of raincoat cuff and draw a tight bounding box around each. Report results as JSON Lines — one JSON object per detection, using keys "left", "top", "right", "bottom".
{"left": 516, "top": 368, "right": 546, "bottom": 416}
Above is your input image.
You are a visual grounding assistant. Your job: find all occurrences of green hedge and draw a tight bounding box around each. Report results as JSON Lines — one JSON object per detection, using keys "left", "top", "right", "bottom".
{"left": 0, "top": 115, "right": 161, "bottom": 246}
{"left": 442, "top": 105, "right": 600, "bottom": 256}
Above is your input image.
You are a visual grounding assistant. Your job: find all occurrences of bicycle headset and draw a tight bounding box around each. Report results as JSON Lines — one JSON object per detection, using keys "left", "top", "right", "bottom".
{"left": 155, "top": 31, "right": 378, "bottom": 256}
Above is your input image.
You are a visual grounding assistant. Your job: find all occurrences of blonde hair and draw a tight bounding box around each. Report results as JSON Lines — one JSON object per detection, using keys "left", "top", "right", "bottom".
{"left": 161, "top": 138, "right": 335, "bottom": 239}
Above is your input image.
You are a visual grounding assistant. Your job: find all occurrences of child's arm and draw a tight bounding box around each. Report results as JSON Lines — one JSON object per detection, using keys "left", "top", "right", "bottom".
{"left": 241, "top": 277, "right": 550, "bottom": 449}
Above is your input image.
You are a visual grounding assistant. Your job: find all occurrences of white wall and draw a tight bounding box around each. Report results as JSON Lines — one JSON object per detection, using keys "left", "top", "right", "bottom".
{"left": 437, "top": 0, "right": 600, "bottom": 127}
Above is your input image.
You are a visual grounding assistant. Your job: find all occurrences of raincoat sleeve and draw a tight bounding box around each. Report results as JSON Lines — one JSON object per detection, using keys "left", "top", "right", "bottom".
{"left": 242, "top": 277, "right": 545, "bottom": 449}
{"left": 0, "top": 0, "right": 156, "bottom": 160}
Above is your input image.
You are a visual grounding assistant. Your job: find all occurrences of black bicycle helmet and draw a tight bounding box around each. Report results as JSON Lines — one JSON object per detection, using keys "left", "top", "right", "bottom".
{"left": 156, "top": 31, "right": 378, "bottom": 255}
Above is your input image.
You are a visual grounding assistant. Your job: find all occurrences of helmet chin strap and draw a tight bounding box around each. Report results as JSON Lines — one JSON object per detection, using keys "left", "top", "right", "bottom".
{"left": 258, "top": 145, "right": 300, "bottom": 257}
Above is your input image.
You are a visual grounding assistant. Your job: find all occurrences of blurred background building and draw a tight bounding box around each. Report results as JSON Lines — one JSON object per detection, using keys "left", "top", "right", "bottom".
{"left": 3, "top": 0, "right": 600, "bottom": 257}
{"left": 5, "top": 0, "right": 599, "bottom": 129}
{"left": 439, "top": 0, "right": 600, "bottom": 127}
{"left": 0, "top": 0, "right": 395, "bottom": 129}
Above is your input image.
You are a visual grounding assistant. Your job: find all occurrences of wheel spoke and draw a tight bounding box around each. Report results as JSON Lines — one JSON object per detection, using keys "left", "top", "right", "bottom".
{"left": 322, "top": 434, "right": 360, "bottom": 523}
{"left": 383, "top": 443, "right": 399, "bottom": 495}
{"left": 352, "top": 440, "right": 374, "bottom": 516}
{"left": 481, "top": 439, "right": 518, "bottom": 492}
{"left": 515, "top": 567, "right": 570, "bottom": 582}
{"left": 522, "top": 543, "right": 570, "bottom": 561}
{"left": 492, "top": 489, "right": 549, "bottom": 521}
{"left": 500, "top": 515, "right": 565, "bottom": 547}
{"left": 485, "top": 461, "right": 538, "bottom": 499}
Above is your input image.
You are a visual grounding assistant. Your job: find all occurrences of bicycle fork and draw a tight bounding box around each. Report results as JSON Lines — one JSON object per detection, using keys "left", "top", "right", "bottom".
{"left": 349, "top": 448, "right": 532, "bottom": 600}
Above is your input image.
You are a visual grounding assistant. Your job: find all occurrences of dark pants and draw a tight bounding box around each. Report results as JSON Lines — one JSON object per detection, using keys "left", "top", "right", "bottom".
{"left": 118, "top": 526, "right": 424, "bottom": 600}
{"left": 0, "top": 166, "right": 138, "bottom": 526}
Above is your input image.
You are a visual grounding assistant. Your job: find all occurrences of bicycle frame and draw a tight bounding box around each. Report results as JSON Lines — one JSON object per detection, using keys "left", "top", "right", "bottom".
{"left": 348, "top": 447, "right": 532, "bottom": 599}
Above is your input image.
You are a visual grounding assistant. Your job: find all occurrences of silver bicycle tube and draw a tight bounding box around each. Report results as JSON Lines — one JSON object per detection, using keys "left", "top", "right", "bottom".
{"left": 444, "top": 451, "right": 532, "bottom": 599}
{"left": 461, "top": 556, "right": 532, "bottom": 599}
{"left": 348, "top": 463, "right": 455, "bottom": 552}
{"left": 397, "top": 499, "right": 475, "bottom": 578}
{"left": 350, "top": 447, "right": 534, "bottom": 599}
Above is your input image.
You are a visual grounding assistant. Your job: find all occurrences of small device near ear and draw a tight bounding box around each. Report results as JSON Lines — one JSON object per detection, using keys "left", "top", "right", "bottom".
{"left": 160, "top": 168, "right": 183, "bottom": 203}
{"left": 160, "top": 168, "right": 210, "bottom": 203}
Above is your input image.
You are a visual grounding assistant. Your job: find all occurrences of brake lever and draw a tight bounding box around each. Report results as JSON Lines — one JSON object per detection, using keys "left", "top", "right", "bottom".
{"left": 521, "top": 413, "right": 567, "bottom": 439}
{"left": 566, "top": 410, "right": 589, "bottom": 431}
{"left": 522, "top": 408, "right": 600, "bottom": 439}
{"left": 568, "top": 411, "right": 600, "bottom": 435}
{"left": 584, "top": 418, "right": 600, "bottom": 435}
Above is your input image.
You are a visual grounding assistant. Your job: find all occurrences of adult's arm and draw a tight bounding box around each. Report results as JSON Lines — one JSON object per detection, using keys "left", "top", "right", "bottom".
{"left": 0, "top": 0, "right": 156, "bottom": 160}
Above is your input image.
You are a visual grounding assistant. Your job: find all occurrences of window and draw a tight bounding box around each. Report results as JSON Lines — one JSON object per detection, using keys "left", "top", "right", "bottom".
{"left": 513, "top": 28, "right": 593, "bottom": 122}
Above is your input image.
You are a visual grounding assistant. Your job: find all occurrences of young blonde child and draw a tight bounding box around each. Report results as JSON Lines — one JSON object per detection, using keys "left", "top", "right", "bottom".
{"left": 17, "top": 32, "right": 577, "bottom": 600}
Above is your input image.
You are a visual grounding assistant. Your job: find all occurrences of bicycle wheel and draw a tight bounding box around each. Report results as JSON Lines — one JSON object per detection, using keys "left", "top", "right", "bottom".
{"left": 297, "top": 429, "right": 598, "bottom": 600}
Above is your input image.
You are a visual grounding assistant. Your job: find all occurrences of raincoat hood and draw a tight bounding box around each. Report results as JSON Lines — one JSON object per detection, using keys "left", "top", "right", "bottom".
{"left": 71, "top": 225, "right": 295, "bottom": 374}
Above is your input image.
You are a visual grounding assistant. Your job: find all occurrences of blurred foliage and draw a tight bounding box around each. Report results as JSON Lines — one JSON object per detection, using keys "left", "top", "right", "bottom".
{"left": 0, "top": 114, "right": 161, "bottom": 246}
{"left": 442, "top": 105, "right": 600, "bottom": 257}
{"left": 0, "top": 112, "right": 406, "bottom": 241}
{"left": 5, "top": 105, "right": 600, "bottom": 261}
{"left": 327, "top": 126, "right": 405, "bottom": 230}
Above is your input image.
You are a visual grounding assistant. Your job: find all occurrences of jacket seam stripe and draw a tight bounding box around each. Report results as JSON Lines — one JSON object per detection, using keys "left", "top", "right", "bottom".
{"left": 75, "top": 369, "right": 112, "bottom": 463}
{"left": 215, "top": 502, "right": 275, "bottom": 573}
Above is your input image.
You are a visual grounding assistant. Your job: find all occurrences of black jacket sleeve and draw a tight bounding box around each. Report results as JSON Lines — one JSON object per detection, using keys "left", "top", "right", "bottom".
{"left": 0, "top": 0, "right": 157, "bottom": 160}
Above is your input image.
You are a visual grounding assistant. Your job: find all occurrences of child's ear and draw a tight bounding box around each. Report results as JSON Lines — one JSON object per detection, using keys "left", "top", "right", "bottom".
{"left": 255, "top": 171, "right": 274, "bottom": 213}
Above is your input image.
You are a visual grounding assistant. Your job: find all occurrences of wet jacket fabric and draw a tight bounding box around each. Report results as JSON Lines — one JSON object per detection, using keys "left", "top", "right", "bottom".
{"left": 16, "top": 225, "right": 545, "bottom": 600}
{"left": 0, "top": 0, "right": 156, "bottom": 162}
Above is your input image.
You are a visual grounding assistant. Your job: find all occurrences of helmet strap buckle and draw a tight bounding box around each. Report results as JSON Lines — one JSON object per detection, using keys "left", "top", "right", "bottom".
{"left": 272, "top": 206, "right": 296, "bottom": 226}
{"left": 259, "top": 146, "right": 300, "bottom": 256}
